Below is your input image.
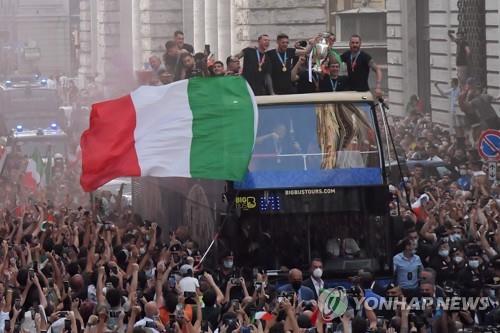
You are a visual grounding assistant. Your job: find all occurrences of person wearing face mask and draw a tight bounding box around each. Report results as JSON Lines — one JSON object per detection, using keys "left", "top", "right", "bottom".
{"left": 302, "top": 258, "right": 324, "bottom": 300}
{"left": 278, "top": 268, "right": 315, "bottom": 302}
{"left": 429, "top": 241, "right": 453, "bottom": 286}
{"left": 451, "top": 247, "right": 466, "bottom": 273}
{"left": 457, "top": 246, "right": 486, "bottom": 297}
{"left": 214, "top": 252, "right": 236, "bottom": 288}
{"left": 393, "top": 238, "right": 423, "bottom": 299}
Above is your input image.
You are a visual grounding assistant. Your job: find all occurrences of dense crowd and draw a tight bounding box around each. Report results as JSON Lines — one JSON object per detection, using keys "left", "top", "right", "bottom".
{"left": 0, "top": 30, "right": 498, "bottom": 333}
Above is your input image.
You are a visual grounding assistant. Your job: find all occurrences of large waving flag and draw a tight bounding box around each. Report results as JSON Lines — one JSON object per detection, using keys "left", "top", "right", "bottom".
{"left": 80, "top": 76, "right": 258, "bottom": 192}
{"left": 23, "top": 159, "right": 41, "bottom": 191}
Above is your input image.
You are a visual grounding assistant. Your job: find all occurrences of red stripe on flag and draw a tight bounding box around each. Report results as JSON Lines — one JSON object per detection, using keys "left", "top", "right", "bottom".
{"left": 80, "top": 94, "right": 141, "bottom": 192}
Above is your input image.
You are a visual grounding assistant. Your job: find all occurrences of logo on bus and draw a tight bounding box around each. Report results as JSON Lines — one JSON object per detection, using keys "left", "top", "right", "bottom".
{"left": 236, "top": 196, "right": 257, "bottom": 210}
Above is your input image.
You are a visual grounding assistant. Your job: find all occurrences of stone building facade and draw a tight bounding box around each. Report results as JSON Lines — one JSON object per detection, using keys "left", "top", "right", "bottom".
{"left": 0, "top": 0, "right": 76, "bottom": 76}
{"left": 386, "top": 0, "right": 500, "bottom": 124}
{"left": 78, "top": 0, "right": 388, "bottom": 98}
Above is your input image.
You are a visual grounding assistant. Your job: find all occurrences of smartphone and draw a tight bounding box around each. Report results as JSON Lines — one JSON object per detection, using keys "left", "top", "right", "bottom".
{"left": 175, "top": 304, "right": 184, "bottom": 320}
{"left": 63, "top": 280, "right": 70, "bottom": 293}
{"left": 4, "top": 320, "right": 10, "bottom": 332}
{"left": 64, "top": 318, "right": 71, "bottom": 331}
{"left": 168, "top": 275, "right": 176, "bottom": 289}
{"left": 231, "top": 299, "right": 240, "bottom": 311}
{"left": 29, "top": 269, "right": 34, "bottom": 279}
{"left": 14, "top": 299, "right": 20, "bottom": 309}
{"left": 204, "top": 44, "right": 211, "bottom": 55}
{"left": 241, "top": 327, "right": 251, "bottom": 333}
{"left": 33, "top": 261, "right": 38, "bottom": 272}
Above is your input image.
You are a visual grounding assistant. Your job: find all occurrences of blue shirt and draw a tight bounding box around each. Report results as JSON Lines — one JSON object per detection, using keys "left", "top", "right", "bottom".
{"left": 393, "top": 252, "right": 423, "bottom": 289}
{"left": 277, "top": 284, "right": 315, "bottom": 301}
{"left": 364, "top": 289, "right": 386, "bottom": 309}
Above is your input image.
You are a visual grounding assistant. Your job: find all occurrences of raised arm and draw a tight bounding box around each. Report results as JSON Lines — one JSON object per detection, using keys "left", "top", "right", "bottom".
{"left": 369, "top": 59, "right": 383, "bottom": 98}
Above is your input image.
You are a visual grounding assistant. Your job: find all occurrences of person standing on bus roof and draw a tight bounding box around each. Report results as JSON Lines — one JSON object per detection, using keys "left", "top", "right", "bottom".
{"left": 231, "top": 34, "right": 272, "bottom": 96}
{"left": 341, "top": 34, "right": 383, "bottom": 97}
{"left": 266, "top": 34, "right": 313, "bottom": 95}
{"left": 319, "top": 59, "right": 349, "bottom": 92}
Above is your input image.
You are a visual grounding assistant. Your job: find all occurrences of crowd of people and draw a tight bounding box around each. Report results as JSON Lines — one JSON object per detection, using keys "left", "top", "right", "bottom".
{"left": 0, "top": 29, "right": 498, "bottom": 333}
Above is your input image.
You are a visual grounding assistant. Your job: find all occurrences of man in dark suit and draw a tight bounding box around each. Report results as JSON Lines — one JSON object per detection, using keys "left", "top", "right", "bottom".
{"left": 278, "top": 268, "right": 315, "bottom": 302}
{"left": 302, "top": 258, "right": 324, "bottom": 300}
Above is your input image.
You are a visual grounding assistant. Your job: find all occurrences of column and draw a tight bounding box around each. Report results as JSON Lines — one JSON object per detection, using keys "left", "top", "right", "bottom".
{"left": 139, "top": 0, "right": 182, "bottom": 62}
{"left": 400, "top": 0, "right": 418, "bottom": 105}
{"left": 193, "top": 0, "right": 205, "bottom": 52}
{"left": 183, "top": 0, "right": 194, "bottom": 47}
{"left": 120, "top": 0, "right": 134, "bottom": 79}
{"left": 230, "top": 0, "right": 237, "bottom": 55}
{"left": 95, "top": 0, "right": 121, "bottom": 98}
{"left": 217, "top": 0, "right": 231, "bottom": 60}
{"left": 132, "top": 0, "right": 142, "bottom": 70}
{"left": 78, "top": 0, "right": 92, "bottom": 85}
{"left": 205, "top": 0, "right": 218, "bottom": 57}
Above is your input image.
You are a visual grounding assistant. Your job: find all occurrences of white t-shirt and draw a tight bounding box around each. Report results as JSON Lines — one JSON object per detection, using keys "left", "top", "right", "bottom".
{"left": 179, "top": 276, "right": 199, "bottom": 293}
{"left": 0, "top": 311, "right": 9, "bottom": 333}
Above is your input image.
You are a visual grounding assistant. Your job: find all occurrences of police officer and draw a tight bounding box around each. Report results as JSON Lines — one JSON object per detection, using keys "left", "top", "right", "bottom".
{"left": 457, "top": 245, "right": 487, "bottom": 297}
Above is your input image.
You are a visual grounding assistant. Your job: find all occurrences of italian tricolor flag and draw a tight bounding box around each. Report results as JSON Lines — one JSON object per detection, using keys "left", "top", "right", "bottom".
{"left": 80, "top": 76, "right": 258, "bottom": 192}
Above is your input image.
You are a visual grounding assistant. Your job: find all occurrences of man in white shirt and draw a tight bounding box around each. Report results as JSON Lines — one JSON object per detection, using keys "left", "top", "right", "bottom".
{"left": 302, "top": 258, "right": 324, "bottom": 300}
{"left": 178, "top": 264, "right": 200, "bottom": 295}
{"left": 134, "top": 302, "right": 165, "bottom": 333}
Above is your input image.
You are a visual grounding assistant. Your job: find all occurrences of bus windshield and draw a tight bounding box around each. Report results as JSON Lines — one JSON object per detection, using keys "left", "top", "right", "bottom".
{"left": 235, "top": 101, "right": 383, "bottom": 189}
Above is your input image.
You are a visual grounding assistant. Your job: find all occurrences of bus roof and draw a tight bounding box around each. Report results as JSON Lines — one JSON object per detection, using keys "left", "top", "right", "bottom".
{"left": 255, "top": 91, "right": 374, "bottom": 105}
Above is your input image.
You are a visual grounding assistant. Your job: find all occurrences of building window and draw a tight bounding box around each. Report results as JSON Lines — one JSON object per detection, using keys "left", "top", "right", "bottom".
{"left": 335, "top": 11, "right": 386, "bottom": 43}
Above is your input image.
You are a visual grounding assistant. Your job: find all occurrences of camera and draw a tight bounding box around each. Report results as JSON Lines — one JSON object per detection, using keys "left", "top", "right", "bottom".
{"left": 346, "top": 285, "right": 362, "bottom": 298}
{"left": 230, "top": 278, "right": 241, "bottom": 286}
{"left": 278, "top": 291, "right": 294, "bottom": 304}
{"left": 223, "top": 318, "right": 238, "bottom": 333}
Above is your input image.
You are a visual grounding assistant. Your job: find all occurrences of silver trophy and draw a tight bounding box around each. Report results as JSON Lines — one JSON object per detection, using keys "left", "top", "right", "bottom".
{"left": 312, "top": 32, "right": 331, "bottom": 73}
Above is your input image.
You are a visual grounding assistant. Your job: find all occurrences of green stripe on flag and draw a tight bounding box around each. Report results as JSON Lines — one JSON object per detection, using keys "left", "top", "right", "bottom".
{"left": 187, "top": 76, "right": 255, "bottom": 180}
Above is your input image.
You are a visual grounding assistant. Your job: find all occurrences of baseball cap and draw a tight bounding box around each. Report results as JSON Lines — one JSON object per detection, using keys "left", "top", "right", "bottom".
{"left": 180, "top": 264, "right": 193, "bottom": 275}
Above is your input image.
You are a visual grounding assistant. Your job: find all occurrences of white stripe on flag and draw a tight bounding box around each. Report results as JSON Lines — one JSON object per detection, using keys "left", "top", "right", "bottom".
{"left": 131, "top": 80, "right": 193, "bottom": 177}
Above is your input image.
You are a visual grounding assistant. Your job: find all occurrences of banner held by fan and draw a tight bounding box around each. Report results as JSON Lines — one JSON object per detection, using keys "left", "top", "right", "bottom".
{"left": 318, "top": 288, "right": 348, "bottom": 321}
